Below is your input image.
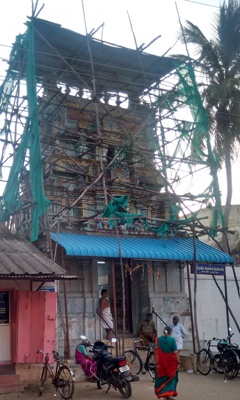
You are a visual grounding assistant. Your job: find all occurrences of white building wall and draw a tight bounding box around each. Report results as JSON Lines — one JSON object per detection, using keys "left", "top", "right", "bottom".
{"left": 197, "top": 205, "right": 240, "bottom": 228}
{"left": 181, "top": 205, "right": 240, "bottom": 350}
{"left": 185, "top": 265, "right": 240, "bottom": 348}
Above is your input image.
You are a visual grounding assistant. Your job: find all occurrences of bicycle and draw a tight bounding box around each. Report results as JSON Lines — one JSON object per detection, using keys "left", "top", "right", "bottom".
{"left": 37, "top": 349, "right": 75, "bottom": 399}
{"left": 197, "top": 336, "right": 239, "bottom": 379}
{"left": 124, "top": 338, "right": 156, "bottom": 379}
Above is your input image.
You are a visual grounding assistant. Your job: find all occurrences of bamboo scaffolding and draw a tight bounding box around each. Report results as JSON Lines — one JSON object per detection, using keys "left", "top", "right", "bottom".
{"left": 0, "top": 12, "right": 234, "bottom": 240}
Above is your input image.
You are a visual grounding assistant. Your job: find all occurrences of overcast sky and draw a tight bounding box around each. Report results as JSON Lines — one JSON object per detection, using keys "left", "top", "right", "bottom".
{"left": 1, "top": 0, "right": 239, "bottom": 205}
{"left": 0, "top": 0, "right": 220, "bottom": 75}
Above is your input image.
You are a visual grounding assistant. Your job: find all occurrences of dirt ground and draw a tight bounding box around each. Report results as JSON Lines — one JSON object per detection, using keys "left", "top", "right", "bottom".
{"left": 1, "top": 371, "right": 240, "bottom": 400}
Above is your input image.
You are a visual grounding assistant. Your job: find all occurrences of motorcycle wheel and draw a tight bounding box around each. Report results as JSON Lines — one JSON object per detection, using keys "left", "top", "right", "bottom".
{"left": 222, "top": 349, "right": 239, "bottom": 379}
{"left": 118, "top": 379, "right": 132, "bottom": 399}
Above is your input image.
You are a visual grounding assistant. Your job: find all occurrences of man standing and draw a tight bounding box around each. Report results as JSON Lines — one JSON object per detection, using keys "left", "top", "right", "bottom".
{"left": 99, "top": 289, "right": 113, "bottom": 340}
{"left": 171, "top": 316, "right": 187, "bottom": 353}
{"left": 138, "top": 312, "right": 157, "bottom": 343}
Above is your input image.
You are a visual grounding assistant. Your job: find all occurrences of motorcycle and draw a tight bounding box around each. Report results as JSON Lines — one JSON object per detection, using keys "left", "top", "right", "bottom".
{"left": 80, "top": 335, "right": 136, "bottom": 398}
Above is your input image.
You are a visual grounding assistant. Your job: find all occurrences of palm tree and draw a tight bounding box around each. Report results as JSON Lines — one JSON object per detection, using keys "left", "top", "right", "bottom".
{"left": 180, "top": 0, "right": 240, "bottom": 239}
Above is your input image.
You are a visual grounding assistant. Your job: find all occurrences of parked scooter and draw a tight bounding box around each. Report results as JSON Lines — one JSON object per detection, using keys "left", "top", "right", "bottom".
{"left": 80, "top": 335, "right": 136, "bottom": 398}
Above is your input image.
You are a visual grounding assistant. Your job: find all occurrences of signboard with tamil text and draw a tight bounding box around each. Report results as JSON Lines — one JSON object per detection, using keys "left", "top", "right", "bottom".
{"left": 191, "top": 263, "right": 226, "bottom": 276}
{"left": 32, "top": 282, "right": 57, "bottom": 292}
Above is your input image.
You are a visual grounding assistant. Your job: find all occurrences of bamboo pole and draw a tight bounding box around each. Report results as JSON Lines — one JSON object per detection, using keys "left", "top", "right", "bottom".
{"left": 212, "top": 275, "right": 240, "bottom": 333}
{"left": 50, "top": 146, "right": 125, "bottom": 228}
{"left": 61, "top": 249, "right": 71, "bottom": 359}
{"left": 81, "top": 0, "right": 108, "bottom": 205}
{"left": 192, "top": 221, "right": 200, "bottom": 351}
{"left": 111, "top": 259, "right": 119, "bottom": 355}
{"left": 115, "top": 218, "right": 126, "bottom": 354}
{"left": 186, "top": 262, "right": 196, "bottom": 354}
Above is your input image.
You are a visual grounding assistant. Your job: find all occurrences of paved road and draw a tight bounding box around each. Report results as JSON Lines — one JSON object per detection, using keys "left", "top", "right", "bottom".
{"left": 1, "top": 371, "right": 240, "bottom": 399}
{"left": 79, "top": 372, "right": 240, "bottom": 400}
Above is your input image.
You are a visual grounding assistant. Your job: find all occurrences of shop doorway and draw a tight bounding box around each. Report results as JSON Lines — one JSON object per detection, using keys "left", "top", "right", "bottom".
{"left": 97, "top": 259, "right": 133, "bottom": 335}
{"left": 0, "top": 292, "right": 11, "bottom": 362}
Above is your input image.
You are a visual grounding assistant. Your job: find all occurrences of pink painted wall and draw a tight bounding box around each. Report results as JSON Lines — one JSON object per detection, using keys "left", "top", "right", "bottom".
{"left": 14, "top": 291, "right": 57, "bottom": 363}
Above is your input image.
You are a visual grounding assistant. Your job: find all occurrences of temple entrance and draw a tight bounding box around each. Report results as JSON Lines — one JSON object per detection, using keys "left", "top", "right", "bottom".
{"left": 97, "top": 259, "right": 135, "bottom": 335}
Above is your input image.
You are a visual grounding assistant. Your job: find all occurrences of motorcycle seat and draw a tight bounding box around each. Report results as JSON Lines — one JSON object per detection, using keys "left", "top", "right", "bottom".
{"left": 102, "top": 354, "right": 125, "bottom": 366}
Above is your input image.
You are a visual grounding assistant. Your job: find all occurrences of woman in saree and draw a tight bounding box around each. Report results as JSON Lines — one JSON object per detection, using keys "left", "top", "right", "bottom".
{"left": 154, "top": 326, "right": 180, "bottom": 400}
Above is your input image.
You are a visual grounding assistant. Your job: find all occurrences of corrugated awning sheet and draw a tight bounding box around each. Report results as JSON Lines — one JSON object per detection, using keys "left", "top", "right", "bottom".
{"left": 0, "top": 236, "right": 65, "bottom": 277}
{"left": 50, "top": 233, "right": 233, "bottom": 264}
{"left": 0, "top": 274, "right": 82, "bottom": 280}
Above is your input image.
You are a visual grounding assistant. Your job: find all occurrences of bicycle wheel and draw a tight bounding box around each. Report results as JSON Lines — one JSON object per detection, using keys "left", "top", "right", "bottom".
{"left": 39, "top": 366, "right": 48, "bottom": 396}
{"left": 197, "top": 349, "right": 212, "bottom": 375}
{"left": 145, "top": 352, "right": 156, "bottom": 380}
{"left": 57, "top": 366, "right": 74, "bottom": 399}
{"left": 213, "top": 353, "right": 224, "bottom": 374}
{"left": 118, "top": 379, "right": 132, "bottom": 399}
{"left": 222, "top": 349, "right": 239, "bottom": 379}
{"left": 124, "top": 350, "right": 142, "bottom": 375}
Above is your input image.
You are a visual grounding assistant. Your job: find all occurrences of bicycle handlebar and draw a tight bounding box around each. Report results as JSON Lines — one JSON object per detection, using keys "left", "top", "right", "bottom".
{"left": 131, "top": 338, "right": 153, "bottom": 349}
{"left": 37, "top": 349, "right": 59, "bottom": 355}
{"left": 37, "top": 349, "right": 63, "bottom": 361}
{"left": 212, "top": 332, "right": 234, "bottom": 341}
{"left": 134, "top": 338, "right": 149, "bottom": 344}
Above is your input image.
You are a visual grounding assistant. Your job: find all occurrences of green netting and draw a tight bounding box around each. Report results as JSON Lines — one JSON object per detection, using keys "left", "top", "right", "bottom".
{"left": 157, "top": 62, "right": 225, "bottom": 234}
{"left": 0, "top": 20, "right": 225, "bottom": 241}
{"left": 102, "top": 64, "right": 225, "bottom": 237}
{"left": 0, "top": 22, "right": 50, "bottom": 242}
{"left": 102, "top": 195, "right": 129, "bottom": 217}
{"left": 102, "top": 195, "right": 144, "bottom": 229}
{"left": 102, "top": 196, "right": 187, "bottom": 237}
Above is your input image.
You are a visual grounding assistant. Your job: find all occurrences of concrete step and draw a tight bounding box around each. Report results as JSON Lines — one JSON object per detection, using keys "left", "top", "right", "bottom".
{"left": 180, "top": 352, "right": 196, "bottom": 372}
{"left": 0, "top": 374, "right": 25, "bottom": 394}
{"left": 0, "top": 383, "right": 25, "bottom": 395}
{"left": 0, "top": 364, "right": 15, "bottom": 375}
{"left": 0, "top": 374, "right": 20, "bottom": 384}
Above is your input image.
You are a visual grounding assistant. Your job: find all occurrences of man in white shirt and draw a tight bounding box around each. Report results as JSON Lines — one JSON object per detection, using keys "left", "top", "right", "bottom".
{"left": 171, "top": 316, "right": 187, "bottom": 353}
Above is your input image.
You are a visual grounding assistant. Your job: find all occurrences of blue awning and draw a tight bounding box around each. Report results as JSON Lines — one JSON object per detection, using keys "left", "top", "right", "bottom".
{"left": 50, "top": 233, "right": 233, "bottom": 264}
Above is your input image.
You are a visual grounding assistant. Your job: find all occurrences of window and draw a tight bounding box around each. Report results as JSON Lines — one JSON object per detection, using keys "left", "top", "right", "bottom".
{"left": 0, "top": 292, "right": 9, "bottom": 324}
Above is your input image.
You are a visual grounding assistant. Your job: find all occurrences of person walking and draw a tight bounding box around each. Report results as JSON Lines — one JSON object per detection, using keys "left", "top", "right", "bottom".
{"left": 154, "top": 325, "right": 180, "bottom": 400}
{"left": 99, "top": 289, "right": 113, "bottom": 340}
{"left": 171, "top": 316, "right": 187, "bottom": 353}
